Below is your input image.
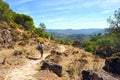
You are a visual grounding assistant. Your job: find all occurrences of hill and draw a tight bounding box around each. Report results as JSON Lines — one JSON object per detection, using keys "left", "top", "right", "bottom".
{"left": 47, "top": 28, "right": 106, "bottom": 35}
{"left": 0, "top": 0, "right": 120, "bottom": 80}
{"left": 47, "top": 29, "right": 106, "bottom": 41}
{"left": 50, "top": 32, "right": 92, "bottom": 41}
{"left": 0, "top": 21, "right": 119, "bottom": 80}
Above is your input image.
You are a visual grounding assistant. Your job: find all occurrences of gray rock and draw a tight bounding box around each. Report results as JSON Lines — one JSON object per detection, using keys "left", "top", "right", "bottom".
{"left": 41, "top": 61, "right": 62, "bottom": 77}
{"left": 82, "top": 70, "right": 119, "bottom": 80}
{"left": 103, "top": 57, "right": 120, "bottom": 75}
{"left": 82, "top": 70, "right": 103, "bottom": 80}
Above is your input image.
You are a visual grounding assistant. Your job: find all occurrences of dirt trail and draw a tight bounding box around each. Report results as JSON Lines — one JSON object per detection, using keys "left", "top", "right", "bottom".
{"left": 5, "top": 53, "right": 49, "bottom": 80}
{"left": 4, "top": 45, "right": 66, "bottom": 80}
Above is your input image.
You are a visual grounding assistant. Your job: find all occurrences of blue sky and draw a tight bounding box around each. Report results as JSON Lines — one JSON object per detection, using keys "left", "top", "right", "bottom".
{"left": 3, "top": 0, "right": 120, "bottom": 29}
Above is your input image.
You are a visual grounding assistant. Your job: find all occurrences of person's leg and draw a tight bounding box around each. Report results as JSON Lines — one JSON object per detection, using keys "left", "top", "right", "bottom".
{"left": 41, "top": 50, "right": 43, "bottom": 58}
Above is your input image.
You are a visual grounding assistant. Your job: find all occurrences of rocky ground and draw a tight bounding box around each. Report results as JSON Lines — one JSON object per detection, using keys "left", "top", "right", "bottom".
{"left": 0, "top": 21, "right": 120, "bottom": 80}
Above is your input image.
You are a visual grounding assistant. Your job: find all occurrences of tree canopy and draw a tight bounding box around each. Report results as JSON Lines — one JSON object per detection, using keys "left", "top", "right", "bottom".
{"left": 82, "top": 8, "right": 120, "bottom": 57}
{"left": 0, "top": 0, "right": 14, "bottom": 22}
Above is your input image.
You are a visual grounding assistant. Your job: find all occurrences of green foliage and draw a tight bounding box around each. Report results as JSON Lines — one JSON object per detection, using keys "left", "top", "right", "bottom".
{"left": 53, "top": 38, "right": 73, "bottom": 45}
{"left": 85, "top": 45, "right": 94, "bottom": 52}
{"left": 0, "top": 0, "right": 80, "bottom": 47}
{"left": 82, "top": 8, "right": 120, "bottom": 56}
{"left": 64, "top": 40, "right": 73, "bottom": 45}
{"left": 105, "top": 8, "right": 120, "bottom": 54}
{"left": 23, "top": 33, "right": 31, "bottom": 40}
{"left": 82, "top": 34, "right": 118, "bottom": 54}
{"left": 82, "top": 40, "right": 92, "bottom": 47}
{"left": 106, "top": 8, "right": 120, "bottom": 34}
{"left": 35, "top": 37, "right": 45, "bottom": 43}
{"left": 39, "top": 23, "right": 46, "bottom": 32}
{"left": 13, "top": 13, "right": 35, "bottom": 31}
{"left": 0, "top": 0, "right": 14, "bottom": 22}
{"left": 10, "top": 22, "right": 18, "bottom": 29}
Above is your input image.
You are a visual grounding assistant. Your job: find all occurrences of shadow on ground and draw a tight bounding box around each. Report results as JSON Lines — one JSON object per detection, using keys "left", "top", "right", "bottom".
{"left": 27, "top": 57, "right": 40, "bottom": 60}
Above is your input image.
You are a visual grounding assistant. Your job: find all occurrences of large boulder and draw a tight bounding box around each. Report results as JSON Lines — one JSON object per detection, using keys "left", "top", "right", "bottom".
{"left": 82, "top": 70, "right": 104, "bottom": 80}
{"left": 41, "top": 61, "right": 62, "bottom": 77}
{"left": 82, "top": 70, "right": 119, "bottom": 80}
{"left": 103, "top": 57, "right": 120, "bottom": 75}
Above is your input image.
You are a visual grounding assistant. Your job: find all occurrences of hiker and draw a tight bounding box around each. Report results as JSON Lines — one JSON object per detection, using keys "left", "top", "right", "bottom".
{"left": 38, "top": 42, "right": 44, "bottom": 58}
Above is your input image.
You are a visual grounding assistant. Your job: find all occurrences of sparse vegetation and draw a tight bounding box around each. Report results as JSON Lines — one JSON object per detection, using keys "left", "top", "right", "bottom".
{"left": 0, "top": 0, "right": 120, "bottom": 79}
{"left": 13, "top": 50, "right": 23, "bottom": 56}
{"left": 18, "top": 40, "right": 29, "bottom": 46}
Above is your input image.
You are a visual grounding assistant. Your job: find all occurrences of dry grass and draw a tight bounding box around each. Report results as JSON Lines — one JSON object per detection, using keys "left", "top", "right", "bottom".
{"left": 0, "top": 38, "right": 105, "bottom": 80}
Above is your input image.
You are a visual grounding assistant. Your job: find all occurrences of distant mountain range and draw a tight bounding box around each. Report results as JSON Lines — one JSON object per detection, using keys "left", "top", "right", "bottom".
{"left": 46, "top": 28, "right": 106, "bottom": 35}
{"left": 46, "top": 28, "right": 106, "bottom": 41}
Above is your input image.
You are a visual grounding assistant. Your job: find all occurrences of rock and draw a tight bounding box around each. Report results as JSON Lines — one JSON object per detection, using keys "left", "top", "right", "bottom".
{"left": 51, "top": 50, "right": 62, "bottom": 55}
{"left": 41, "top": 61, "right": 50, "bottom": 70}
{"left": 41, "top": 61, "right": 62, "bottom": 77}
{"left": 82, "top": 70, "right": 119, "bottom": 80}
{"left": 82, "top": 70, "right": 103, "bottom": 80}
{"left": 63, "top": 52, "right": 68, "bottom": 57}
{"left": 51, "top": 49, "right": 68, "bottom": 57}
{"left": 49, "top": 63, "right": 62, "bottom": 77}
{"left": 103, "top": 57, "right": 120, "bottom": 75}
{"left": 96, "top": 50, "right": 106, "bottom": 58}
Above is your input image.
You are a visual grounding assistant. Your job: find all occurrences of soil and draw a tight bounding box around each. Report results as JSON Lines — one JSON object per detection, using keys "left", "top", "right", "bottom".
{"left": 4, "top": 53, "right": 49, "bottom": 80}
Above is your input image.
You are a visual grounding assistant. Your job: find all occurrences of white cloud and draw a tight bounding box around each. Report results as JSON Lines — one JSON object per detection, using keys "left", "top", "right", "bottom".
{"left": 41, "top": 16, "right": 108, "bottom": 29}
{"left": 80, "top": 0, "right": 120, "bottom": 9}
{"left": 5, "top": 0, "right": 35, "bottom": 5}
{"left": 101, "top": 10, "right": 110, "bottom": 14}
{"left": 44, "top": 17, "right": 65, "bottom": 23}
{"left": 46, "top": 20, "right": 108, "bottom": 29}
{"left": 39, "top": 0, "right": 78, "bottom": 7}
{"left": 18, "top": 0, "right": 35, "bottom": 4}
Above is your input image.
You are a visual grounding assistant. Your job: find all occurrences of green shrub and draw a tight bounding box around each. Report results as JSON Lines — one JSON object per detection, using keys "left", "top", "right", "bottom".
{"left": 85, "top": 45, "right": 94, "bottom": 52}
{"left": 23, "top": 33, "right": 31, "bottom": 40}
{"left": 35, "top": 37, "right": 45, "bottom": 43}
{"left": 10, "top": 22, "right": 18, "bottom": 29}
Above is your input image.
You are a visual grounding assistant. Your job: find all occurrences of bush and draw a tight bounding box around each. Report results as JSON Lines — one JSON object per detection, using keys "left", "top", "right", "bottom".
{"left": 85, "top": 46, "right": 94, "bottom": 52}
{"left": 35, "top": 37, "right": 45, "bottom": 43}
{"left": 65, "top": 40, "right": 73, "bottom": 45}
{"left": 10, "top": 22, "right": 18, "bottom": 29}
{"left": 23, "top": 33, "right": 31, "bottom": 40}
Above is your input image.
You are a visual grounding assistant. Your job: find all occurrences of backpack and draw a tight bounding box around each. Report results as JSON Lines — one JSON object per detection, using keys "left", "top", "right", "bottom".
{"left": 38, "top": 44, "right": 43, "bottom": 50}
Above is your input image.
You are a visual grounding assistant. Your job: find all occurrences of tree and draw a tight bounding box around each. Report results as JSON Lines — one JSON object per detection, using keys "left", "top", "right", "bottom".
{"left": 13, "top": 13, "right": 35, "bottom": 31}
{"left": 107, "top": 8, "right": 120, "bottom": 33}
{"left": 39, "top": 23, "right": 46, "bottom": 32}
{"left": 0, "top": 0, "right": 14, "bottom": 22}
